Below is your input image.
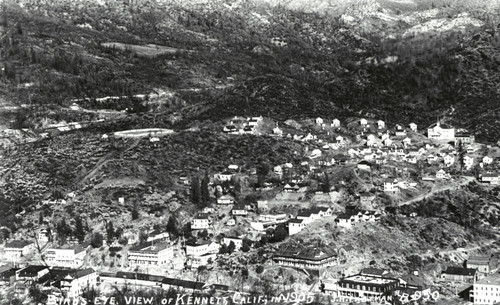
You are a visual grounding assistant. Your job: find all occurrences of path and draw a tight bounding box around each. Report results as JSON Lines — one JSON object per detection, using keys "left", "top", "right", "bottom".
{"left": 77, "top": 138, "right": 140, "bottom": 187}
{"left": 397, "top": 176, "right": 475, "bottom": 207}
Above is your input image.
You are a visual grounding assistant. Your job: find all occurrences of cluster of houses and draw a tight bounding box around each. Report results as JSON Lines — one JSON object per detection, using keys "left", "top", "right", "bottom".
{"left": 222, "top": 116, "right": 264, "bottom": 135}
{"left": 0, "top": 264, "right": 98, "bottom": 299}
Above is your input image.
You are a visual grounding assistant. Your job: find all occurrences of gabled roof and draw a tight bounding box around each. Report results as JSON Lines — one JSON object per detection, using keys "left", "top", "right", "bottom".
{"left": 5, "top": 240, "right": 33, "bottom": 249}
{"left": 18, "top": 265, "right": 47, "bottom": 277}
{"left": 467, "top": 256, "right": 492, "bottom": 265}
{"left": 361, "top": 268, "right": 389, "bottom": 277}
{"left": 442, "top": 267, "right": 477, "bottom": 276}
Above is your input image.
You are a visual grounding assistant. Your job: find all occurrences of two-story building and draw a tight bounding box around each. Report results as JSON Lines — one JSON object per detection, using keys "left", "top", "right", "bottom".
{"left": 127, "top": 242, "right": 173, "bottom": 266}
{"left": 4, "top": 240, "right": 35, "bottom": 262}
{"left": 191, "top": 213, "right": 211, "bottom": 230}
{"left": 59, "top": 268, "right": 98, "bottom": 299}
{"left": 471, "top": 272, "right": 500, "bottom": 304}
{"left": 44, "top": 245, "right": 87, "bottom": 268}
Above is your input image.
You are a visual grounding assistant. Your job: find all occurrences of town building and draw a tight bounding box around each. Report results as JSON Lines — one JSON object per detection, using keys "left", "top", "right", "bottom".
{"left": 427, "top": 122, "right": 455, "bottom": 140}
{"left": 231, "top": 205, "right": 248, "bottom": 216}
{"left": 329, "top": 274, "right": 400, "bottom": 299}
{"left": 273, "top": 244, "right": 337, "bottom": 269}
{"left": 481, "top": 173, "right": 500, "bottom": 185}
{"left": 59, "top": 268, "right": 98, "bottom": 299}
{"left": 147, "top": 230, "right": 170, "bottom": 243}
{"left": 441, "top": 267, "right": 477, "bottom": 283}
{"left": 191, "top": 213, "right": 211, "bottom": 230}
{"left": 221, "top": 237, "right": 243, "bottom": 251}
{"left": 4, "top": 240, "right": 35, "bottom": 262}
{"left": 470, "top": 272, "right": 500, "bottom": 304}
{"left": 467, "top": 255, "right": 497, "bottom": 276}
{"left": 127, "top": 242, "right": 173, "bottom": 266}
{"left": 455, "top": 132, "right": 475, "bottom": 145}
{"left": 44, "top": 245, "right": 87, "bottom": 268}
{"left": 185, "top": 241, "right": 220, "bottom": 257}
{"left": 16, "top": 265, "right": 49, "bottom": 282}
{"left": 288, "top": 219, "right": 306, "bottom": 235}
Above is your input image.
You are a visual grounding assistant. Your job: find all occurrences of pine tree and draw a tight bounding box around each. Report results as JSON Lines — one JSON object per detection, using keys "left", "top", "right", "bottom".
{"left": 166, "top": 215, "right": 178, "bottom": 236}
{"left": 191, "top": 176, "right": 201, "bottom": 205}
{"left": 74, "top": 216, "right": 85, "bottom": 244}
{"left": 200, "top": 172, "right": 210, "bottom": 207}
{"left": 106, "top": 221, "right": 115, "bottom": 244}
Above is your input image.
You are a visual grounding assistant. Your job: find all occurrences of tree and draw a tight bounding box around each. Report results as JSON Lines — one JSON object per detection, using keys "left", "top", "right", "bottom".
{"left": 166, "top": 215, "right": 178, "bottom": 236}
{"left": 271, "top": 225, "right": 287, "bottom": 242}
{"left": 256, "top": 162, "right": 270, "bottom": 187}
{"left": 256, "top": 265, "right": 264, "bottom": 274}
{"left": 74, "top": 216, "right": 86, "bottom": 243}
{"left": 56, "top": 219, "right": 72, "bottom": 245}
{"left": 227, "top": 241, "right": 236, "bottom": 253}
{"left": 90, "top": 233, "right": 104, "bottom": 248}
{"left": 191, "top": 176, "right": 201, "bottom": 205}
{"left": 457, "top": 140, "right": 465, "bottom": 173}
{"left": 241, "top": 238, "right": 251, "bottom": 252}
{"left": 201, "top": 172, "right": 210, "bottom": 207}
{"left": 106, "top": 221, "right": 115, "bottom": 244}
{"left": 131, "top": 205, "right": 139, "bottom": 220}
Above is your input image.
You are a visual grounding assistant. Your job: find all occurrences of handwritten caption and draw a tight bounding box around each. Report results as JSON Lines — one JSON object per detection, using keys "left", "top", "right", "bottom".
{"left": 47, "top": 290, "right": 439, "bottom": 305}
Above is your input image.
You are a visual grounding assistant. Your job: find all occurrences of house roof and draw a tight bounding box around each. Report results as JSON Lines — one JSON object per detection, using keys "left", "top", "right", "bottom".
{"left": 467, "top": 256, "right": 492, "bottom": 265}
{"left": 476, "top": 273, "right": 500, "bottom": 285}
{"left": 162, "top": 277, "right": 205, "bottom": 290}
{"left": 18, "top": 265, "right": 47, "bottom": 277}
{"left": 442, "top": 267, "right": 477, "bottom": 276}
{"left": 195, "top": 213, "right": 209, "bottom": 219}
{"left": 289, "top": 219, "right": 304, "bottom": 224}
{"left": 361, "top": 268, "right": 389, "bottom": 277}
{"left": 129, "top": 241, "right": 170, "bottom": 254}
{"left": 5, "top": 240, "right": 33, "bottom": 249}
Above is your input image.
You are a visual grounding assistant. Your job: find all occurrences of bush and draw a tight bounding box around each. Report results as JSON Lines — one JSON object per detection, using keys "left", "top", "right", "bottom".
{"left": 91, "top": 232, "right": 104, "bottom": 248}
{"left": 256, "top": 265, "right": 264, "bottom": 274}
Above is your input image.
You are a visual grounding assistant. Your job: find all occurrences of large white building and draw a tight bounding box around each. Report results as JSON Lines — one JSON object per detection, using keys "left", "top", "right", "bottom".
{"left": 44, "top": 245, "right": 87, "bottom": 268}
{"left": 471, "top": 273, "right": 500, "bottom": 304}
{"left": 427, "top": 122, "right": 455, "bottom": 140}
{"left": 60, "top": 268, "right": 98, "bottom": 299}
{"left": 4, "top": 240, "right": 35, "bottom": 262}
{"left": 128, "top": 242, "right": 173, "bottom": 266}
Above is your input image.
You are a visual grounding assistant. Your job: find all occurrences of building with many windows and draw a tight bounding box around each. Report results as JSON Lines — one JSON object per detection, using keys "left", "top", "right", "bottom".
{"left": 44, "top": 245, "right": 87, "bottom": 268}
{"left": 332, "top": 274, "right": 400, "bottom": 299}
{"left": 273, "top": 244, "right": 337, "bottom": 270}
{"left": 127, "top": 242, "right": 173, "bottom": 266}
{"left": 470, "top": 272, "right": 500, "bottom": 304}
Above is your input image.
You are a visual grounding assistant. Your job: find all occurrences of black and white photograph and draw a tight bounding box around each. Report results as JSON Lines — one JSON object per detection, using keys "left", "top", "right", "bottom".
{"left": 0, "top": 0, "right": 499, "bottom": 304}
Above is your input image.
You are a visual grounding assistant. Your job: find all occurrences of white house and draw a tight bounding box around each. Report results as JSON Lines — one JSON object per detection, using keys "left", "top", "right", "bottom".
{"left": 273, "top": 125, "right": 283, "bottom": 136}
{"left": 231, "top": 205, "right": 248, "bottom": 216}
{"left": 331, "top": 119, "right": 340, "bottom": 128}
{"left": 273, "top": 165, "right": 283, "bottom": 176}
{"left": 444, "top": 155, "right": 455, "bottom": 167}
{"left": 409, "top": 123, "right": 417, "bottom": 132}
{"left": 315, "top": 117, "right": 324, "bottom": 125}
{"left": 464, "top": 156, "right": 474, "bottom": 170}
{"left": 436, "top": 169, "right": 448, "bottom": 180}
{"left": 221, "top": 237, "right": 243, "bottom": 251}
{"left": 482, "top": 156, "right": 493, "bottom": 165}
{"left": 427, "top": 122, "right": 455, "bottom": 140}
{"left": 60, "top": 268, "right": 98, "bottom": 299}
{"left": 384, "top": 138, "right": 393, "bottom": 147}
{"left": 402, "top": 137, "right": 412, "bottom": 147}
{"left": 191, "top": 213, "right": 211, "bottom": 230}
{"left": 216, "top": 172, "right": 234, "bottom": 182}
{"left": 377, "top": 120, "right": 385, "bottom": 129}
{"left": 481, "top": 173, "right": 500, "bottom": 184}
{"left": 383, "top": 179, "right": 399, "bottom": 193}
{"left": 4, "top": 240, "right": 35, "bottom": 262}
{"left": 310, "top": 149, "right": 322, "bottom": 159}
{"left": 360, "top": 118, "right": 368, "bottom": 126}
{"left": 186, "top": 241, "right": 220, "bottom": 256}
{"left": 336, "top": 135, "right": 344, "bottom": 144}
{"left": 216, "top": 195, "right": 235, "bottom": 205}
{"left": 288, "top": 219, "right": 306, "bottom": 235}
